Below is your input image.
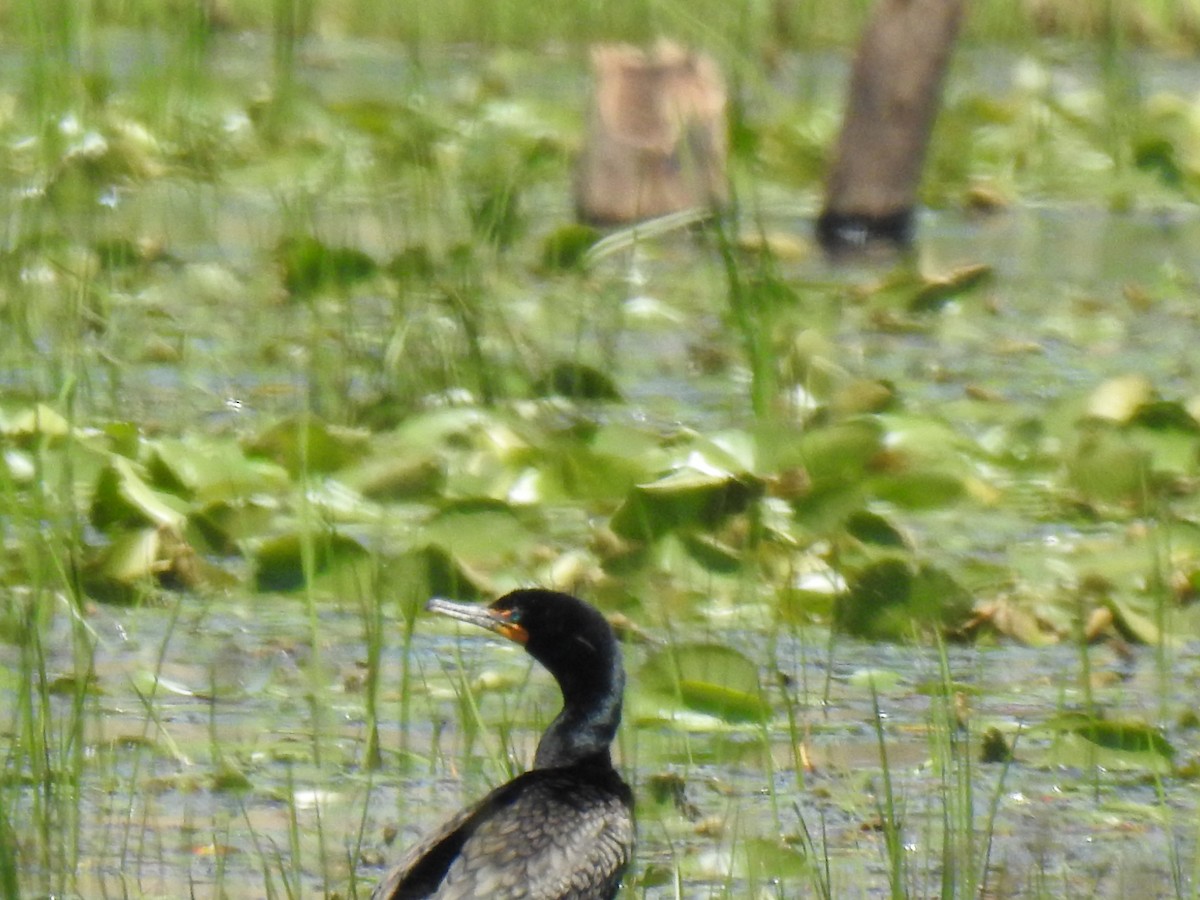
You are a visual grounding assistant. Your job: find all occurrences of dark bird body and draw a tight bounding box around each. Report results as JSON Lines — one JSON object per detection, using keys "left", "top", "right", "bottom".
{"left": 371, "top": 589, "right": 634, "bottom": 900}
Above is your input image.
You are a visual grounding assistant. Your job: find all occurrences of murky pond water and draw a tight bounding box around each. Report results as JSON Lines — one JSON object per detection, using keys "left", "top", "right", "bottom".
{"left": 4, "top": 29, "right": 1200, "bottom": 900}
{"left": 6, "top": 588, "right": 1198, "bottom": 897}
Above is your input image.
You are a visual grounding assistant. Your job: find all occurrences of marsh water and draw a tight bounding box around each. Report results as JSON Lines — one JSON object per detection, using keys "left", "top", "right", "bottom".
{"left": 13, "top": 587, "right": 1200, "bottom": 898}
{"left": 4, "top": 29, "right": 1200, "bottom": 900}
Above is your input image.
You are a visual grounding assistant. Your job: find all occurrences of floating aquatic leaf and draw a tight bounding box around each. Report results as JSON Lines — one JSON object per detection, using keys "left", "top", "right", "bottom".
{"left": 147, "top": 437, "right": 290, "bottom": 502}
{"left": 539, "top": 223, "right": 601, "bottom": 272}
{"left": 835, "top": 557, "right": 975, "bottom": 641}
{"left": 245, "top": 416, "right": 369, "bottom": 476}
{"left": 212, "top": 760, "right": 253, "bottom": 792}
{"left": 1041, "top": 713, "right": 1174, "bottom": 773}
{"left": 1066, "top": 426, "right": 1151, "bottom": 506}
{"left": 534, "top": 432, "right": 652, "bottom": 503}
{"left": 129, "top": 668, "right": 197, "bottom": 698}
{"left": 421, "top": 499, "right": 538, "bottom": 565}
{"left": 0, "top": 403, "right": 72, "bottom": 441}
{"left": 830, "top": 377, "right": 896, "bottom": 415}
{"left": 1124, "top": 422, "right": 1200, "bottom": 478}
{"left": 253, "top": 531, "right": 369, "bottom": 592}
{"left": 964, "top": 183, "right": 1010, "bottom": 212}
{"left": 342, "top": 454, "right": 445, "bottom": 500}
{"left": 959, "top": 598, "right": 1057, "bottom": 646}
{"left": 867, "top": 468, "right": 966, "bottom": 509}
{"left": 532, "top": 361, "right": 622, "bottom": 401}
{"left": 45, "top": 672, "right": 101, "bottom": 697}
{"left": 679, "top": 532, "right": 742, "bottom": 573}
{"left": 91, "top": 458, "right": 189, "bottom": 531}
{"left": 738, "top": 837, "right": 809, "bottom": 879}
{"left": 386, "top": 244, "right": 437, "bottom": 282}
{"left": 777, "top": 563, "right": 844, "bottom": 622}
{"left": 400, "top": 544, "right": 491, "bottom": 602}
{"left": 843, "top": 510, "right": 909, "bottom": 547}
{"left": 735, "top": 231, "right": 811, "bottom": 261}
{"left": 393, "top": 406, "right": 525, "bottom": 459}
{"left": 791, "top": 417, "right": 884, "bottom": 494}
{"left": 278, "top": 236, "right": 377, "bottom": 297}
{"left": 610, "top": 469, "right": 763, "bottom": 543}
{"left": 847, "top": 668, "right": 903, "bottom": 691}
{"left": 1131, "top": 399, "right": 1200, "bottom": 432}
{"left": 1087, "top": 374, "right": 1154, "bottom": 423}
{"left": 92, "top": 527, "right": 164, "bottom": 585}
{"left": 782, "top": 329, "right": 846, "bottom": 400}
{"left": 909, "top": 263, "right": 993, "bottom": 312}
{"left": 190, "top": 498, "right": 276, "bottom": 551}
{"left": 640, "top": 643, "right": 771, "bottom": 723}
{"left": 858, "top": 262, "right": 992, "bottom": 313}
{"left": 1103, "top": 595, "right": 1181, "bottom": 646}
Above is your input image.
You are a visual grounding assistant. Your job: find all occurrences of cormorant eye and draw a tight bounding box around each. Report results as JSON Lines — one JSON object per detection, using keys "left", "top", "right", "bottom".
{"left": 507, "top": 609, "right": 522, "bottom": 624}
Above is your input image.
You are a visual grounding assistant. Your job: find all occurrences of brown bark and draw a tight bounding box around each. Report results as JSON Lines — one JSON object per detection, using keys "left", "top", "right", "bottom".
{"left": 818, "top": 0, "right": 965, "bottom": 254}
{"left": 575, "top": 40, "right": 728, "bottom": 226}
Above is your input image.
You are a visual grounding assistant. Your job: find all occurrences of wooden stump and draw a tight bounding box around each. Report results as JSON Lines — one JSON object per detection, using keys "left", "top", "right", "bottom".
{"left": 817, "top": 0, "right": 964, "bottom": 255}
{"left": 575, "top": 40, "right": 728, "bottom": 226}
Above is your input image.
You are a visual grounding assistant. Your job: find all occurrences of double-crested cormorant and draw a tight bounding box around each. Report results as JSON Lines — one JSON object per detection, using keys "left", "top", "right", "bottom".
{"left": 371, "top": 588, "right": 634, "bottom": 900}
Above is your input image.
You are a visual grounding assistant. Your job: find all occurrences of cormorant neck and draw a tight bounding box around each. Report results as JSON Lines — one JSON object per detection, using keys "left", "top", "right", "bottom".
{"left": 532, "top": 642, "right": 624, "bottom": 770}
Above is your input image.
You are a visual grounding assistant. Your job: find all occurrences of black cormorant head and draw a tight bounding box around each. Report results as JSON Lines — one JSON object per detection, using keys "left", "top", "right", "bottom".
{"left": 428, "top": 589, "right": 619, "bottom": 695}
{"left": 426, "top": 589, "right": 625, "bottom": 767}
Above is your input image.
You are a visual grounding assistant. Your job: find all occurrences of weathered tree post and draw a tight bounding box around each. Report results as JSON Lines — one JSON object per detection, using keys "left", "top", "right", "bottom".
{"left": 817, "top": 0, "right": 965, "bottom": 255}
{"left": 575, "top": 40, "right": 728, "bottom": 226}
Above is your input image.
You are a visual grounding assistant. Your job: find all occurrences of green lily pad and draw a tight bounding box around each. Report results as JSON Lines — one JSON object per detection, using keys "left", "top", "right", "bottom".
{"left": 394, "top": 544, "right": 491, "bottom": 602}
{"left": 92, "top": 527, "right": 164, "bottom": 585}
{"left": 739, "top": 837, "right": 810, "bottom": 879}
{"left": 801, "top": 417, "right": 885, "bottom": 476}
{"left": 835, "top": 557, "right": 975, "bottom": 641}
{"left": 610, "top": 469, "right": 763, "bottom": 543}
{"left": 386, "top": 244, "right": 437, "bottom": 282}
{"left": 847, "top": 668, "right": 904, "bottom": 691}
{"left": 1124, "top": 421, "right": 1200, "bottom": 477}
{"left": 91, "top": 458, "right": 189, "bottom": 531}
{"left": 534, "top": 433, "right": 651, "bottom": 503}
{"left": 1131, "top": 399, "right": 1200, "bottom": 432}
{"left": 679, "top": 532, "right": 743, "bottom": 573}
{"left": 342, "top": 454, "right": 445, "bottom": 500}
{"left": 532, "top": 362, "right": 622, "bottom": 401}
{"left": 1103, "top": 595, "right": 1181, "bottom": 646}
{"left": 83, "top": 525, "right": 213, "bottom": 603}
{"left": 640, "top": 643, "right": 771, "bottom": 724}
{"left": 421, "top": 499, "right": 538, "bottom": 565}
{"left": 539, "top": 223, "right": 601, "bottom": 272}
{"left": 253, "top": 530, "right": 369, "bottom": 592}
{"left": 909, "top": 263, "right": 993, "bottom": 312}
{"left": 245, "top": 416, "right": 369, "bottom": 476}
{"left": 1066, "top": 427, "right": 1152, "bottom": 506}
{"left": 0, "top": 403, "right": 72, "bottom": 441}
{"left": 867, "top": 468, "right": 965, "bottom": 509}
{"left": 278, "top": 236, "right": 377, "bottom": 296}
{"left": 843, "top": 510, "right": 909, "bottom": 547}
{"left": 392, "top": 406, "right": 526, "bottom": 459}
{"left": 147, "top": 437, "right": 290, "bottom": 502}
{"left": 1041, "top": 713, "right": 1175, "bottom": 773}
{"left": 190, "top": 498, "right": 276, "bottom": 550}
{"left": 212, "top": 760, "right": 254, "bottom": 792}
{"left": 1086, "top": 374, "right": 1154, "bottom": 423}
{"left": 129, "top": 668, "right": 197, "bottom": 698}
